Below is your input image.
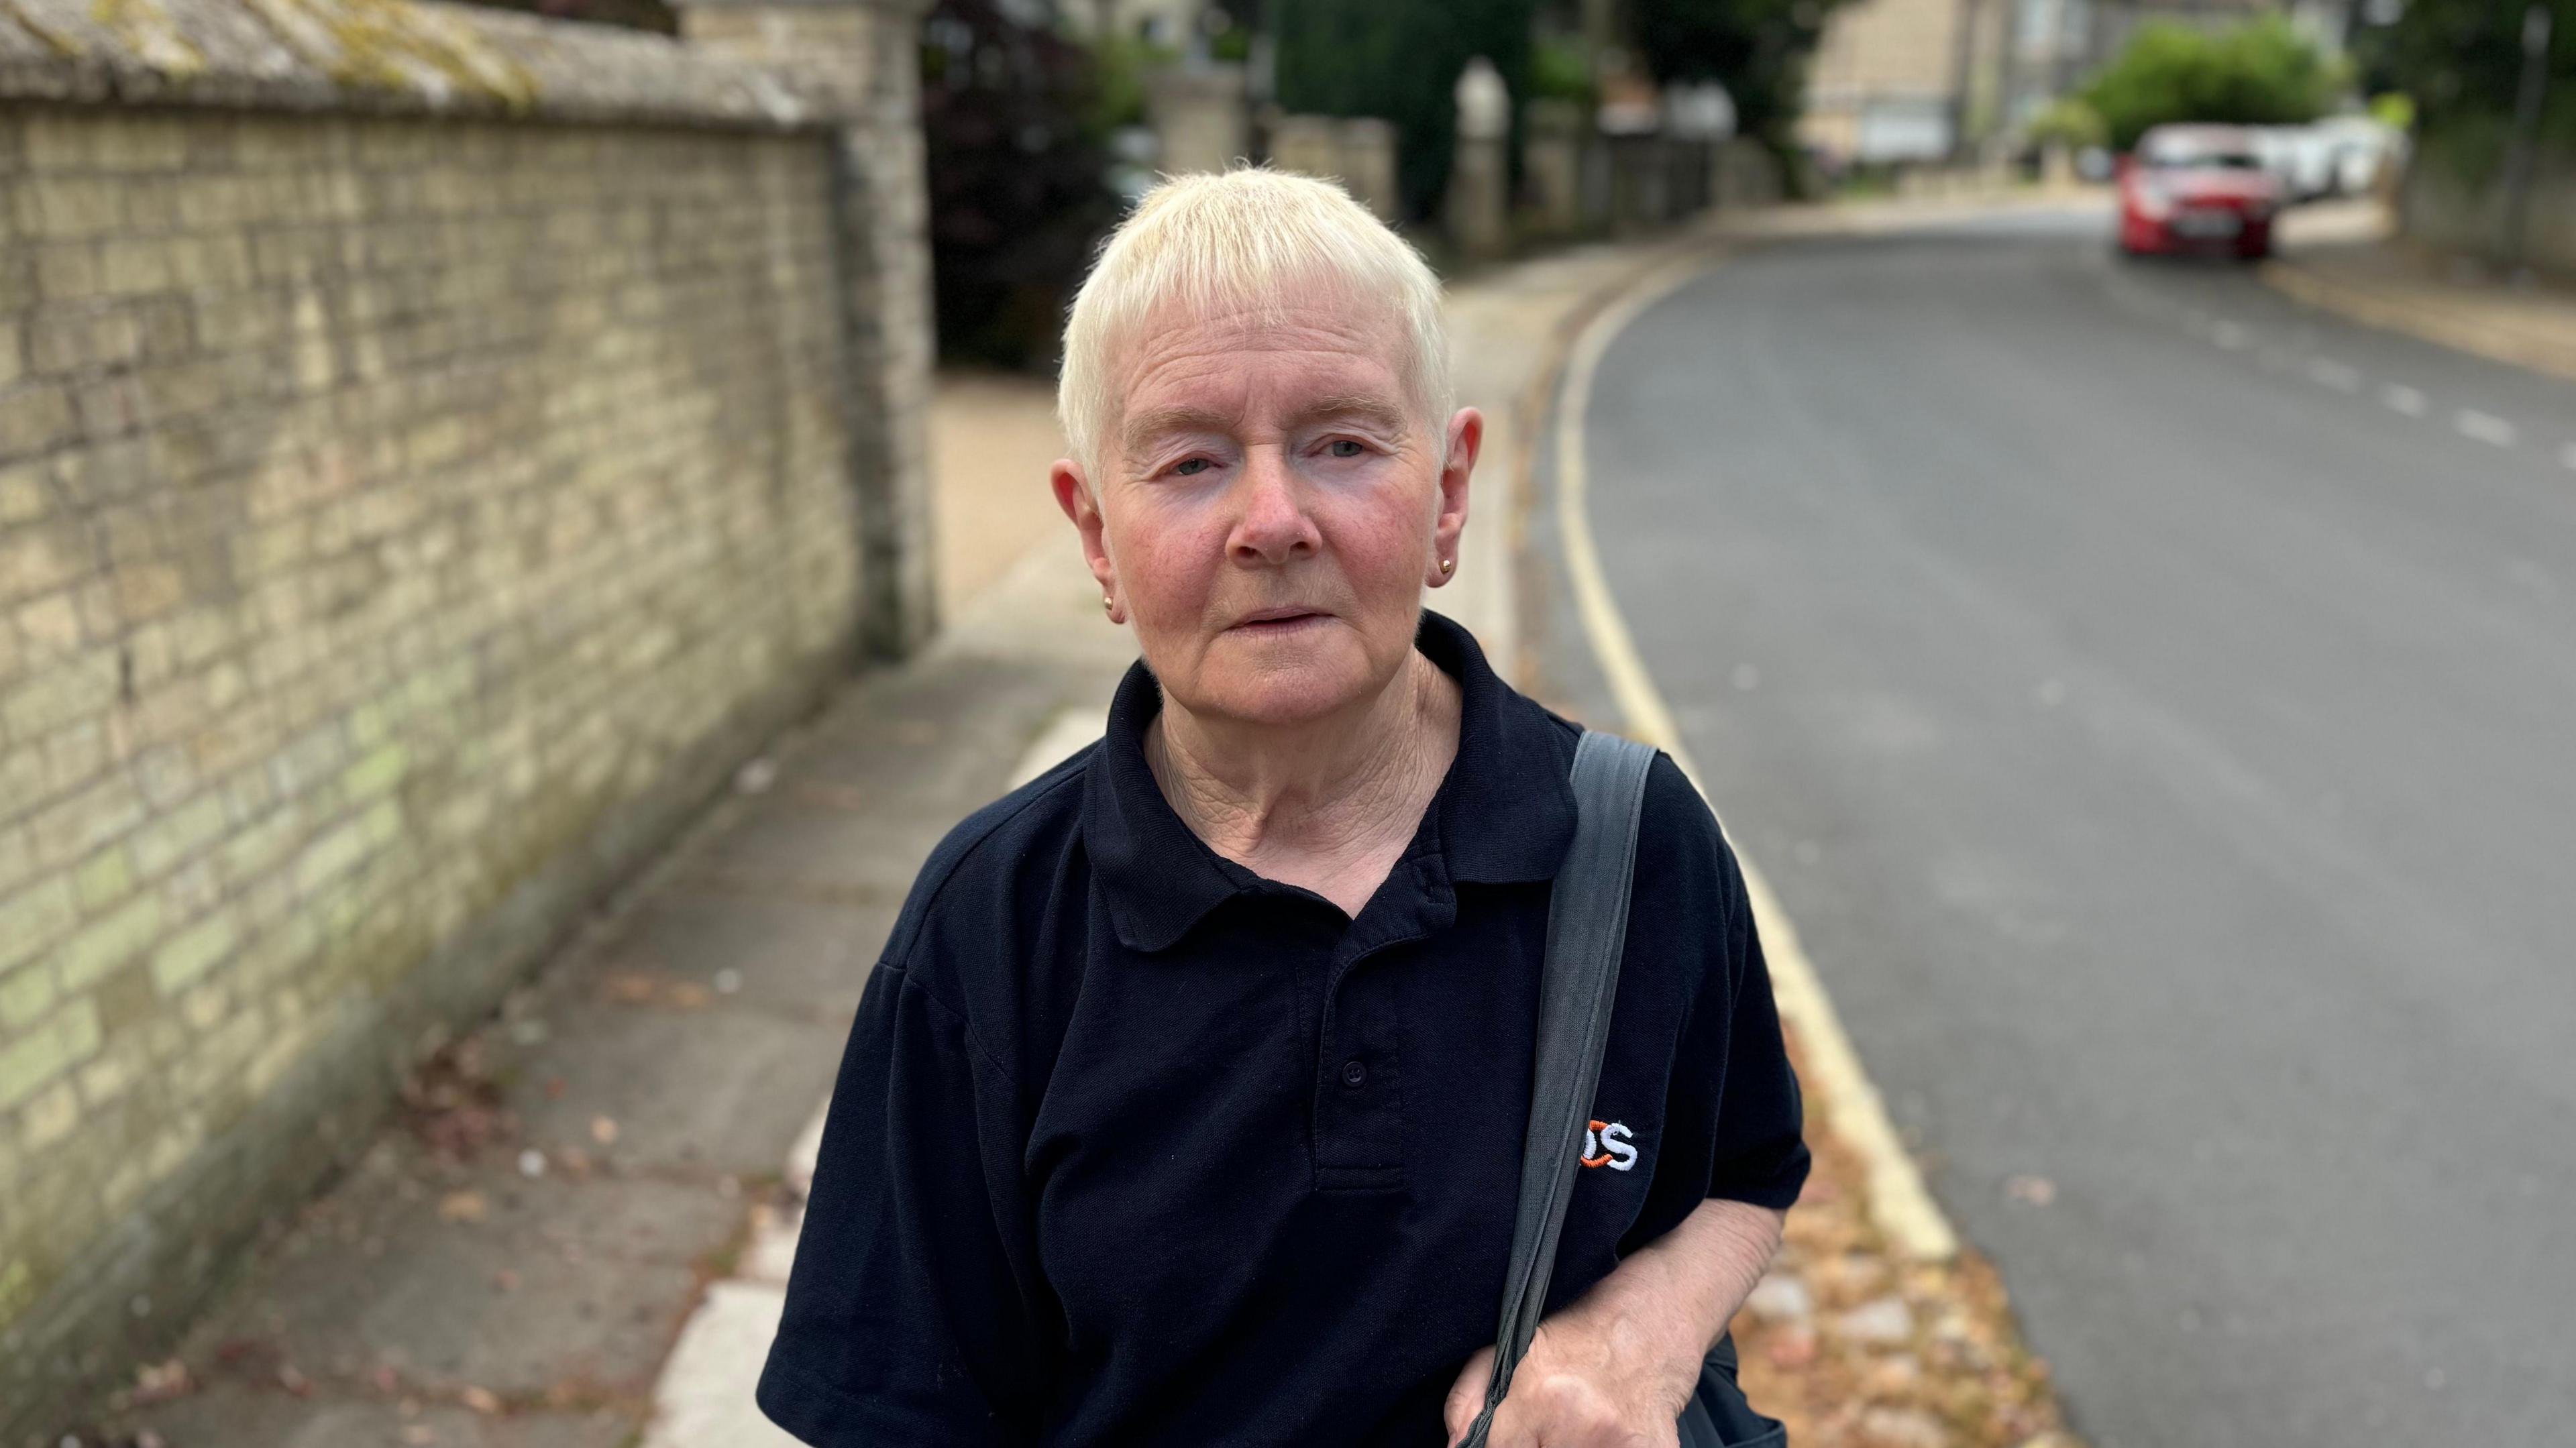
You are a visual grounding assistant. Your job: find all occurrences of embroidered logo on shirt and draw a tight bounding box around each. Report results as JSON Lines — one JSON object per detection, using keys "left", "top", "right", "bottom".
{"left": 1580, "top": 1119, "right": 1639, "bottom": 1172}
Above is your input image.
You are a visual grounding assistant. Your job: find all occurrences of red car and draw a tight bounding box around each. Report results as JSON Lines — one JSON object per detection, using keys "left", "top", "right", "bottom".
{"left": 2116, "top": 124, "right": 2282, "bottom": 261}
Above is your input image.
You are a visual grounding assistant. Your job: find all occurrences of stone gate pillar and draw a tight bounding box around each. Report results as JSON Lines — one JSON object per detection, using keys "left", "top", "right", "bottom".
{"left": 1150, "top": 62, "right": 1251, "bottom": 176}
{"left": 1448, "top": 56, "right": 1512, "bottom": 259}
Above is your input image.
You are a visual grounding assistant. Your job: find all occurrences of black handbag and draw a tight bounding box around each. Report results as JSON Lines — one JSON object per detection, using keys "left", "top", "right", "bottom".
{"left": 1458, "top": 730, "right": 1788, "bottom": 1448}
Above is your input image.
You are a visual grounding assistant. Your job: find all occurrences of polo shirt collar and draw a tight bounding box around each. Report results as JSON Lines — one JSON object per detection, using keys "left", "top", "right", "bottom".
{"left": 1083, "top": 609, "right": 1576, "bottom": 952}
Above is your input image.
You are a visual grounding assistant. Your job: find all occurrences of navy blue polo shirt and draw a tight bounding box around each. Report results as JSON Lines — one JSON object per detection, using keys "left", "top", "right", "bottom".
{"left": 757, "top": 609, "right": 1809, "bottom": 1447}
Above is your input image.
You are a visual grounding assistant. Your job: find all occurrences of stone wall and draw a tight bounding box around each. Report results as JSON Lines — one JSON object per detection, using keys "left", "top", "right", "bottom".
{"left": 0, "top": 0, "right": 930, "bottom": 1428}
{"left": 2400, "top": 144, "right": 2576, "bottom": 276}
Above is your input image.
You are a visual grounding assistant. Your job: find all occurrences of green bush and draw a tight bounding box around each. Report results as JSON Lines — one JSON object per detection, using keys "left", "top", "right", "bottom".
{"left": 2359, "top": 0, "right": 2571, "bottom": 141}
{"left": 2028, "top": 97, "right": 2108, "bottom": 151}
{"left": 2082, "top": 16, "right": 2349, "bottom": 152}
{"left": 1084, "top": 33, "right": 1178, "bottom": 137}
{"left": 1530, "top": 35, "right": 1595, "bottom": 107}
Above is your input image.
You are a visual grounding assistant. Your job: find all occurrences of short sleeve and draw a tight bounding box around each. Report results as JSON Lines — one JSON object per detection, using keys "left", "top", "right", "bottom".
{"left": 1697, "top": 848, "right": 1811, "bottom": 1208}
{"left": 1636, "top": 755, "right": 1811, "bottom": 1217}
{"left": 756, "top": 963, "right": 1051, "bottom": 1445}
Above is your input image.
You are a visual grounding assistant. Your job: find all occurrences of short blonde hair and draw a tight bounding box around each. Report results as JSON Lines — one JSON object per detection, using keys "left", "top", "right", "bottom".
{"left": 1057, "top": 167, "right": 1452, "bottom": 480}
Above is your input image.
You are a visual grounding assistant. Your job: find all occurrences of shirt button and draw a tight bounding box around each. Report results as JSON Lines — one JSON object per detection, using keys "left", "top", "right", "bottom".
{"left": 1340, "top": 1058, "right": 1368, "bottom": 1089}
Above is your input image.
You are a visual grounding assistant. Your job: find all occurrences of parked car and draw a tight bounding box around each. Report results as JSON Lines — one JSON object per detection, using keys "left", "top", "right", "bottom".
{"left": 2312, "top": 115, "right": 2403, "bottom": 197}
{"left": 2117, "top": 125, "right": 2283, "bottom": 262}
{"left": 2247, "top": 125, "right": 2338, "bottom": 202}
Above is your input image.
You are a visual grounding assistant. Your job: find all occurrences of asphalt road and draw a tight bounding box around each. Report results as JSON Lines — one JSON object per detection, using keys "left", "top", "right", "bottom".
{"left": 1534, "top": 210, "right": 2576, "bottom": 1448}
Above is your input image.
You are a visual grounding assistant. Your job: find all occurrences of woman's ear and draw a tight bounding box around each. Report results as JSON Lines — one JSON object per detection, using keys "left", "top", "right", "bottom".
{"left": 1053, "top": 459, "right": 1122, "bottom": 617}
{"left": 1427, "top": 407, "right": 1480, "bottom": 587}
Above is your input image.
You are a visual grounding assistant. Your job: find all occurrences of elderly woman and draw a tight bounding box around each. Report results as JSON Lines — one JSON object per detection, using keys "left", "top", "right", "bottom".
{"left": 757, "top": 170, "right": 1809, "bottom": 1447}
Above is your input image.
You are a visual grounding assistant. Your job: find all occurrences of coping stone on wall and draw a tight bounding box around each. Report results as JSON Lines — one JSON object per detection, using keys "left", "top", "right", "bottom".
{"left": 0, "top": 0, "right": 861, "bottom": 129}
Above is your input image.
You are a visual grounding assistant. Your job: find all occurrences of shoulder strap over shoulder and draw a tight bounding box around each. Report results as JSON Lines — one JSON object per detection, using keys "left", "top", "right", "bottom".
{"left": 1460, "top": 728, "right": 1659, "bottom": 1448}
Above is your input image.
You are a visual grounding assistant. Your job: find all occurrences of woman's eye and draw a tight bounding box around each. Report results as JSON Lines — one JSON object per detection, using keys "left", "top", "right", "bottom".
{"left": 1328, "top": 439, "right": 1366, "bottom": 459}
{"left": 1173, "top": 457, "right": 1212, "bottom": 477}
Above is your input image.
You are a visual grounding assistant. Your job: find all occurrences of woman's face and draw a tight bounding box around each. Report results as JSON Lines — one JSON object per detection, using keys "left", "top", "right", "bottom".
{"left": 1054, "top": 290, "right": 1477, "bottom": 728}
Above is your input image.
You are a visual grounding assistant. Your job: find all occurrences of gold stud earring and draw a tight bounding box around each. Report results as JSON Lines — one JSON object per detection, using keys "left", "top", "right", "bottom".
{"left": 1102, "top": 594, "right": 1116, "bottom": 614}
{"left": 1438, "top": 557, "right": 1455, "bottom": 575}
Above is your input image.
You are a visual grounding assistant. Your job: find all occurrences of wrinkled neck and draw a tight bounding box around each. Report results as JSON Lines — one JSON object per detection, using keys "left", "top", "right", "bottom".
{"left": 1147, "top": 649, "right": 1460, "bottom": 870}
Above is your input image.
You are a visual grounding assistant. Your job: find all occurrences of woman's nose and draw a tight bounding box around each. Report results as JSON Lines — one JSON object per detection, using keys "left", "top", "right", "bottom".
{"left": 1228, "top": 449, "right": 1322, "bottom": 566}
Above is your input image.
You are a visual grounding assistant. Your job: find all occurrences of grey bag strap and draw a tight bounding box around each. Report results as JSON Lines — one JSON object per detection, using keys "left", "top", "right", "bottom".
{"left": 1459, "top": 729, "right": 1660, "bottom": 1448}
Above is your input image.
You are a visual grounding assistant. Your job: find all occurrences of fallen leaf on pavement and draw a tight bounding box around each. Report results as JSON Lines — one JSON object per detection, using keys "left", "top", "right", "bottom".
{"left": 401, "top": 1040, "right": 514, "bottom": 1163}
{"left": 131, "top": 1357, "right": 193, "bottom": 1402}
{"left": 590, "top": 1115, "right": 619, "bottom": 1145}
{"left": 438, "top": 1190, "right": 487, "bottom": 1223}
{"left": 602, "top": 972, "right": 660, "bottom": 1003}
{"left": 461, "top": 1384, "right": 502, "bottom": 1414}
{"left": 1766, "top": 1326, "right": 1819, "bottom": 1368}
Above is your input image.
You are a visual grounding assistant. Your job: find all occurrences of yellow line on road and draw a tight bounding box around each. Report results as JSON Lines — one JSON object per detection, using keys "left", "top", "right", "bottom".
{"left": 1553, "top": 254, "right": 1962, "bottom": 1264}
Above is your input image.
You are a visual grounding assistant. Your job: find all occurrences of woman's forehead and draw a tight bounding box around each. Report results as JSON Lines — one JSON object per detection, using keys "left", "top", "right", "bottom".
{"left": 1116, "top": 294, "right": 1415, "bottom": 421}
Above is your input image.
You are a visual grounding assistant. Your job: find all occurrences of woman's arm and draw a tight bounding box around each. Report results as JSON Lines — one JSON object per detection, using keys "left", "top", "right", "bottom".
{"left": 1442, "top": 1198, "right": 1784, "bottom": 1447}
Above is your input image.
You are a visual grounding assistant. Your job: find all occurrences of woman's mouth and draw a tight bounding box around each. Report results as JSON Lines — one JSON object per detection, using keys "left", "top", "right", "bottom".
{"left": 1230, "top": 608, "right": 1328, "bottom": 635}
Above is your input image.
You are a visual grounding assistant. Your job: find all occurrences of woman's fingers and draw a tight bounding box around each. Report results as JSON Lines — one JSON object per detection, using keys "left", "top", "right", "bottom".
{"left": 1486, "top": 1370, "right": 1682, "bottom": 1448}
{"left": 1448, "top": 1324, "right": 1688, "bottom": 1447}
{"left": 1444, "top": 1343, "right": 1498, "bottom": 1444}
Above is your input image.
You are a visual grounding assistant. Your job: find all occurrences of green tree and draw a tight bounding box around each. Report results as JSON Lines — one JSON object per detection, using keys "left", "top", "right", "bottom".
{"left": 2355, "top": 0, "right": 2575, "bottom": 183}
{"left": 1272, "top": 0, "right": 1538, "bottom": 223}
{"left": 2081, "top": 15, "right": 2349, "bottom": 152}
{"left": 1629, "top": 0, "right": 1851, "bottom": 148}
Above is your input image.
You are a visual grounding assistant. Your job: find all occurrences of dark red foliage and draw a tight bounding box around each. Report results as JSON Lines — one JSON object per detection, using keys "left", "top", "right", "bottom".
{"left": 922, "top": 0, "right": 1122, "bottom": 370}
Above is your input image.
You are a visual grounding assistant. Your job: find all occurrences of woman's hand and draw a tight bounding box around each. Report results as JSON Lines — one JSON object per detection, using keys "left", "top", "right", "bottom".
{"left": 1442, "top": 1308, "right": 1700, "bottom": 1448}
{"left": 1442, "top": 1199, "right": 1786, "bottom": 1448}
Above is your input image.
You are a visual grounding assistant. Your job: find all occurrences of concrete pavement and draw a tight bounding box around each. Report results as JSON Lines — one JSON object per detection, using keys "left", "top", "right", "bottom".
{"left": 2265, "top": 201, "right": 2576, "bottom": 385}
{"left": 630, "top": 533, "right": 1135, "bottom": 1448}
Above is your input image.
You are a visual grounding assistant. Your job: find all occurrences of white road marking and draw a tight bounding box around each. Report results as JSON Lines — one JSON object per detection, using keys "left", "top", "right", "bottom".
{"left": 2308, "top": 358, "right": 2363, "bottom": 392}
{"left": 2455, "top": 410, "right": 2519, "bottom": 448}
{"left": 1556, "top": 254, "right": 1961, "bottom": 1264}
{"left": 2381, "top": 384, "right": 2428, "bottom": 416}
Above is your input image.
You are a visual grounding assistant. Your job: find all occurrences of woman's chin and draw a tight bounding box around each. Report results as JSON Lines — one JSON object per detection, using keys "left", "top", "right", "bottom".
{"left": 1190, "top": 635, "right": 1379, "bottom": 726}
